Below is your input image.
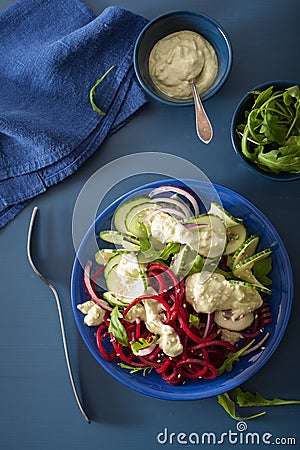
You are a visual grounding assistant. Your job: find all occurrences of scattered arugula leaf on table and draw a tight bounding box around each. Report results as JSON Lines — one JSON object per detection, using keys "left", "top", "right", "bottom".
{"left": 217, "top": 392, "right": 266, "bottom": 421}
{"left": 231, "top": 387, "right": 300, "bottom": 407}
{"left": 90, "top": 65, "right": 115, "bottom": 115}
{"left": 218, "top": 387, "right": 300, "bottom": 420}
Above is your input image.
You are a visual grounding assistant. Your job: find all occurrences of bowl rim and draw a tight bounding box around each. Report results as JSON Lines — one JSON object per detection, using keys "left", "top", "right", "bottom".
{"left": 230, "top": 79, "right": 300, "bottom": 181}
{"left": 71, "top": 178, "right": 294, "bottom": 401}
{"left": 133, "top": 9, "right": 233, "bottom": 107}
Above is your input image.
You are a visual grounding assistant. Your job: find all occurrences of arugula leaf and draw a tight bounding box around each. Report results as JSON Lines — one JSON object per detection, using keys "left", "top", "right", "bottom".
{"left": 217, "top": 340, "right": 255, "bottom": 375}
{"left": 217, "top": 393, "right": 266, "bottom": 421}
{"left": 215, "top": 267, "right": 234, "bottom": 279}
{"left": 253, "top": 256, "right": 272, "bottom": 286}
{"left": 159, "top": 242, "right": 181, "bottom": 260}
{"left": 218, "top": 387, "right": 300, "bottom": 420}
{"left": 260, "top": 110, "right": 288, "bottom": 144}
{"left": 137, "top": 225, "right": 180, "bottom": 262}
{"left": 285, "top": 84, "right": 300, "bottom": 99}
{"left": 118, "top": 363, "right": 153, "bottom": 376}
{"left": 251, "top": 86, "right": 273, "bottom": 108}
{"left": 108, "top": 306, "right": 128, "bottom": 346}
{"left": 257, "top": 139, "right": 300, "bottom": 173}
{"left": 187, "top": 254, "right": 204, "bottom": 276}
{"left": 231, "top": 387, "right": 300, "bottom": 407}
{"left": 130, "top": 336, "right": 157, "bottom": 355}
{"left": 189, "top": 314, "right": 201, "bottom": 329}
{"left": 90, "top": 65, "right": 115, "bottom": 115}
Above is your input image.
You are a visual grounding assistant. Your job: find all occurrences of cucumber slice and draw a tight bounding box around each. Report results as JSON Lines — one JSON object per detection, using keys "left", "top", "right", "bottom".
{"left": 114, "top": 196, "right": 150, "bottom": 234}
{"left": 233, "top": 248, "right": 272, "bottom": 275}
{"left": 214, "top": 310, "right": 254, "bottom": 331}
{"left": 103, "top": 255, "right": 122, "bottom": 279}
{"left": 230, "top": 235, "right": 260, "bottom": 269}
{"left": 186, "top": 214, "right": 227, "bottom": 259}
{"left": 208, "top": 202, "right": 243, "bottom": 227}
{"left": 224, "top": 223, "right": 247, "bottom": 255}
{"left": 183, "top": 212, "right": 217, "bottom": 225}
{"left": 99, "top": 230, "right": 140, "bottom": 251}
{"left": 105, "top": 266, "right": 147, "bottom": 299}
{"left": 170, "top": 244, "right": 197, "bottom": 276}
{"left": 95, "top": 248, "right": 131, "bottom": 265}
{"left": 228, "top": 278, "right": 272, "bottom": 295}
{"left": 232, "top": 247, "right": 272, "bottom": 294}
{"left": 125, "top": 201, "right": 157, "bottom": 238}
{"left": 103, "top": 251, "right": 147, "bottom": 300}
{"left": 103, "top": 291, "right": 128, "bottom": 307}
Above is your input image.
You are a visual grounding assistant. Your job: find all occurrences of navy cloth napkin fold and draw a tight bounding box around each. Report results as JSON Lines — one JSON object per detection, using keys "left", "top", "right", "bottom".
{"left": 0, "top": 0, "right": 149, "bottom": 228}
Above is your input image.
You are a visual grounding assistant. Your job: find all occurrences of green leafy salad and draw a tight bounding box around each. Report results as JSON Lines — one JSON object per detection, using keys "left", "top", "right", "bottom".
{"left": 236, "top": 84, "right": 300, "bottom": 174}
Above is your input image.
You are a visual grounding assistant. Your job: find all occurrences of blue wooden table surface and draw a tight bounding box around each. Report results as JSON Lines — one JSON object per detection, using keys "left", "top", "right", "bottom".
{"left": 0, "top": 1, "right": 299, "bottom": 449}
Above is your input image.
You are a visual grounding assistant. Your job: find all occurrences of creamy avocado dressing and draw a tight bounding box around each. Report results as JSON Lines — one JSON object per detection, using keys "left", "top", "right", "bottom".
{"left": 77, "top": 300, "right": 106, "bottom": 326}
{"left": 149, "top": 30, "right": 218, "bottom": 99}
{"left": 149, "top": 211, "right": 225, "bottom": 258}
{"left": 150, "top": 211, "right": 189, "bottom": 244}
{"left": 185, "top": 272, "right": 263, "bottom": 320}
{"left": 143, "top": 298, "right": 183, "bottom": 357}
{"left": 110, "top": 253, "right": 145, "bottom": 301}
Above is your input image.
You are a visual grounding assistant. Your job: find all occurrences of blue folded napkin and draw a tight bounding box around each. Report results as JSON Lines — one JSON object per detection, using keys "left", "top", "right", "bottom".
{"left": 0, "top": 0, "right": 149, "bottom": 228}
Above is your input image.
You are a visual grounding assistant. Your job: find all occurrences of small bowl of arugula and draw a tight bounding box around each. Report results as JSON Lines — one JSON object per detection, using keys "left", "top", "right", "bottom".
{"left": 231, "top": 81, "right": 300, "bottom": 181}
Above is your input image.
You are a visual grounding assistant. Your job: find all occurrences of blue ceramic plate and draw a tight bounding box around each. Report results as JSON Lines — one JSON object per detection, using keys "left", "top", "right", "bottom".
{"left": 71, "top": 179, "right": 293, "bottom": 400}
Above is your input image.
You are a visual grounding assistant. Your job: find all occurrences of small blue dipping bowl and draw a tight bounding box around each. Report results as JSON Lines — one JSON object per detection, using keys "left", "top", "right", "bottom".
{"left": 231, "top": 80, "right": 300, "bottom": 182}
{"left": 133, "top": 10, "right": 232, "bottom": 106}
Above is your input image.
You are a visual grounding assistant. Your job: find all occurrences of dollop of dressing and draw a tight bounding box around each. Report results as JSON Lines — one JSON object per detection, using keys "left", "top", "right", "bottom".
{"left": 109, "top": 253, "right": 146, "bottom": 301}
{"left": 149, "top": 30, "right": 218, "bottom": 99}
{"left": 185, "top": 272, "right": 263, "bottom": 320}
{"left": 77, "top": 300, "right": 106, "bottom": 326}
{"left": 149, "top": 211, "right": 225, "bottom": 258}
{"left": 150, "top": 211, "right": 190, "bottom": 244}
{"left": 143, "top": 298, "right": 183, "bottom": 357}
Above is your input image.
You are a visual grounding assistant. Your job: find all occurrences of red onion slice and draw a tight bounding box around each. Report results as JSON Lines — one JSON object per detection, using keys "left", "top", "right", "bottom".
{"left": 185, "top": 223, "right": 207, "bottom": 229}
{"left": 203, "top": 313, "right": 214, "bottom": 339}
{"left": 137, "top": 342, "right": 157, "bottom": 356}
{"left": 150, "top": 197, "right": 191, "bottom": 217}
{"left": 149, "top": 186, "right": 200, "bottom": 216}
{"left": 243, "top": 332, "right": 270, "bottom": 356}
{"left": 84, "top": 260, "right": 112, "bottom": 311}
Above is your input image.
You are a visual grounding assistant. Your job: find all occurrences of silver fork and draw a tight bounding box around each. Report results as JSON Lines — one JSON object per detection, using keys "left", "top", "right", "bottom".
{"left": 27, "top": 206, "right": 90, "bottom": 423}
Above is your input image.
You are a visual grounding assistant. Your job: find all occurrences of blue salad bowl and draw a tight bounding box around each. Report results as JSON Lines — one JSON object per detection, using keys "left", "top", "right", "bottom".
{"left": 71, "top": 179, "right": 293, "bottom": 400}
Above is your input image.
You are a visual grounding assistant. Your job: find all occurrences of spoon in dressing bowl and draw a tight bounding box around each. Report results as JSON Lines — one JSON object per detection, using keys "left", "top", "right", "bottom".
{"left": 189, "top": 78, "right": 213, "bottom": 144}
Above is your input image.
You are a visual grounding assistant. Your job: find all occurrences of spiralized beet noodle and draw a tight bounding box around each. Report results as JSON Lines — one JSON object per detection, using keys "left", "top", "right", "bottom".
{"left": 92, "top": 263, "right": 272, "bottom": 385}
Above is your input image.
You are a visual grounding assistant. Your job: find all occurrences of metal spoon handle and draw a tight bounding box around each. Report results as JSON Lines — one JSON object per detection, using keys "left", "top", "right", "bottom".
{"left": 27, "top": 207, "right": 90, "bottom": 423}
{"left": 191, "top": 82, "right": 213, "bottom": 144}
